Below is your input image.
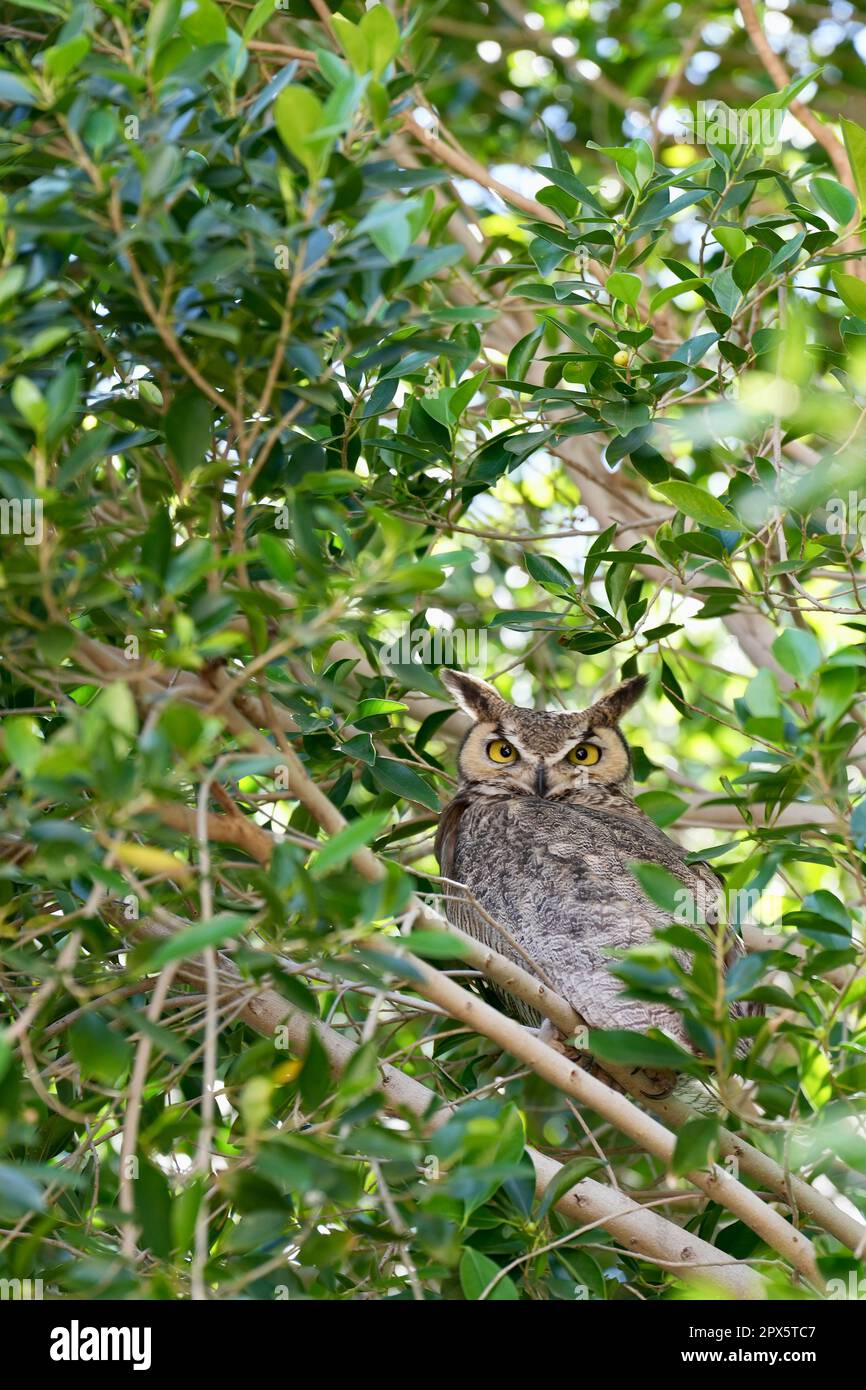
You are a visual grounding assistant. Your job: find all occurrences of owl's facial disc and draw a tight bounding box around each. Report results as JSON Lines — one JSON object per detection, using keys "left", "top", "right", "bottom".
{"left": 457, "top": 720, "right": 630, "bottom": 798}
{"left": 445, "top": 670, "right": 644, "bottom": 798}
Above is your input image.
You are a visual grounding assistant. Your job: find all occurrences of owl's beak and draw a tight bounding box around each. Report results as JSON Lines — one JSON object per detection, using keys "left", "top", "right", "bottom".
{"left": 535, "top": 763, "right": 547, "bottom": 797}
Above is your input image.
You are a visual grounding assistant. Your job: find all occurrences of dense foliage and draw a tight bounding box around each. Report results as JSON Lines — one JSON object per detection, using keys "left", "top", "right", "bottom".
{"left": 2, "top": 0, "right": 866, "bottom": 1301}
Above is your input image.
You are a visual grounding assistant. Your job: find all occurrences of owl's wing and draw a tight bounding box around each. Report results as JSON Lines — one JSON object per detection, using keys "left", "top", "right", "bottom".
{"left": 434, "top": 794, "right": 469, "bottom": 882}
{"left": 448, "top": 798, "right": 756, "bottom": 1046}
{"left": 435, "top": 793, "right": 544, "bottom": 1026}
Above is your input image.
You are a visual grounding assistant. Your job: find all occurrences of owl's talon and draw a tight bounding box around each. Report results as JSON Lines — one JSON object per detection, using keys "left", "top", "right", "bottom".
{"left": 633, "top": 1068, "right": 677, "bottom": 1100}
{"left": 539, "top": 1017, "right": 584, "bottom": 1062}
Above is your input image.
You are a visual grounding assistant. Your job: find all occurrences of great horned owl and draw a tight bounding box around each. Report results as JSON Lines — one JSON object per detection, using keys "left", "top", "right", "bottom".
{"left": 434, "top": 668, "right": 756, "bottom": 1097}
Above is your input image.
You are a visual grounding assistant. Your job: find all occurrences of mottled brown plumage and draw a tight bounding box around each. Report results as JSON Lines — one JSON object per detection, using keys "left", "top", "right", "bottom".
{"left": 435, "top": 669, "right": 756, "bottom": 1095}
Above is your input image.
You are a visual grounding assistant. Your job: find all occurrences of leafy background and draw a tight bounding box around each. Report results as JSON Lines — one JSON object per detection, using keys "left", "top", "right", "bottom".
{"left": 2, "top": 0, "right": 866, "bottom": 1300}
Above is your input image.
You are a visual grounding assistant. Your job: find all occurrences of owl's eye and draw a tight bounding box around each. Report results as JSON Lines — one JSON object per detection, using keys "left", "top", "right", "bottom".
{"left": 567, "top": 742, "right": 601, "bottom": 766}
{"left": 487, "top": 739, "right": 518, "bottom": 764}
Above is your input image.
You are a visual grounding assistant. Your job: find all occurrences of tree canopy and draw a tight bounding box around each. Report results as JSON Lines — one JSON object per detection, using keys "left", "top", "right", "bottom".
{"left": 2, "top": 0, "right": 866, "bottom": 1303}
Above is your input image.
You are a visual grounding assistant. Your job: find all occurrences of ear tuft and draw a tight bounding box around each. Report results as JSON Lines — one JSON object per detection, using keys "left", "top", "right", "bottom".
{"left": 585, "top": 673, "right": 648, "bottom": 727}
{"left": 440, "top": 669, "right": 505, "bottom": 722}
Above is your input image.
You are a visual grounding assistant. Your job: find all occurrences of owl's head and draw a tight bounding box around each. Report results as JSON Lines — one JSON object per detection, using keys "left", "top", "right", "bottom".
{"left": 441, "top": 669, "right": 648, "bottom": 800}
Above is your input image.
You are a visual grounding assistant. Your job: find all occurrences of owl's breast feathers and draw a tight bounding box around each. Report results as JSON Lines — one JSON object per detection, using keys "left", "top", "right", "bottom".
{"left": 435, "top": 794, "right": 759, "bottom": 1046}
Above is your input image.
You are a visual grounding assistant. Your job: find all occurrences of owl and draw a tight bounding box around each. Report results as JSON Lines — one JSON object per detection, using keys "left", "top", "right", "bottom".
{"left": 434, "top": 668, "right": 757, "bottom": 1099}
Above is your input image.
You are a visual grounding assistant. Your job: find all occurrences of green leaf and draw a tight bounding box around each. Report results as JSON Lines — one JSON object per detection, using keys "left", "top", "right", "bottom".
{"left": 45, "top": 363, "right": 79, "bottom": 434}
{"left": 141, "top": 144, "right": 182, "bottom": 201}
{"left": 459, "top": 1248, "right": 519, "bottom": 1301}
{"left": 803, "top": 890, "right": 850, "bottom": 931}
{"left": 851, "top": 800, "right": 866, "bottom": 851}
{"left": 274, "top": 85, "right": 329, "bottom": 180}
{"left": 832, "top": 271, "right": 866, "bottom": 318}
{"left": 337, "top": 1038, "right": 381, "bottom": 1104}
{"left": 242, "top": 0, "right": 276, "bottom": 42}
{"left": 179, "top": 0, "right": 228, "bottom": 46}
{"left": 370, "top": 758, "right": 440, "bottom": 811}
{"left": 309, "top": 812, "right": 389, "bottom": 878}
{"left": 4, "top": 716, "right": 42, "bottom": 776}
{"left": 332, "top": 14, "right": 369, "bottom": 74}
{"left": 146, "top": 0, "right": 180, "bottom": 58}
{"left": 135, "top": 1160, "right": 173, "bottom": 1259}
{"left": 837, "top": 1062, "right": 866, "bottom": 1094}
{"left": 745, "top": 667, "right": 780, "bottom": 718}
{"left": 299, "top": 1028, "right": 331, "bottom": 1109}
{"left": 11, "top": 376, "right": 47, "bottom": 432}
{"left": 587, "top": 140, "right": 652, "bottom": 195}
{"left": 69, "top": 1014, "right": 131, "bottom": 1085}
{"left": 751, "top": 69, "right": 820, "bottom": 112}
{"left": 341, "top": 732, "right": 376, "bottom": 765}
{"left": 0, "top": 1164, "right": 45, "bottom": 1218}
{"left": 671, "top": 1116, "right": 719, "bottom": 1175}
{"left": 258, "top": 532, "right": 295, "bottom": 583}
{"left": 812, "top": 177, "right": 856, "bottom": 227}
{"left": 0, "top": 73, "right": 38, "bottom": 106}
{"left": 655, "top": 481, "right": 740, "bottom": 530}
{"left": 606, "top": 271, "right": 642, "bottom": 308}
{"left": 360, "top": 5, "right": 400, "bottom": 79}
{"left": 633, "top": 790, "right": 688, "bottom": 828}
{"left": 587, "top": 1028, "right": 703, "bottom": 1075}
{"left": 711, "top": 266, "right": 740, "bottom": 316}
{"left": 93, "top": 682, "right": 138, "bottom": 738}
{"left": 0, "top": 265, "right": 26, "bottom": 306}
{"left": 841, "top": 118, "right": 866, "bottom": 210}
{"left": 649, "top": 278, "right": 706, "bottom": 312}
{"left": 44, "top": 35, "right": 90, "bottom": 81}
{"left": 165, "top": 389, "right": 210, "bottom": 473}
{"left": 714, "top": 227, "right": 747, "bottom": 260}
{"left": 724, "top": 952, "right": 772, "bottom": 1001}
{"left": 363, "top": 202, "right": 414, "bottom": 263}
{"left": 732, "top": 246, "right": 771, "bottom": 293}
{"left": 772, "top": 627, "right": 821, "bottom": 679}
{"left": 507, "top": 324, "right": 544, "bottom": 381}
{"left": 525, "top": 551, "right": 575, "bottom": 594}
{"left": 353, "top": 698, "right": 408, "bottom": 720}
{"left": 629, "top": 861, "right": 684, "bottom": 914}
{"left": 165, "top": 538, "right": 214, "bottom": 594}
{"left": 400, "top": 930, "right": 470, "bottom": 959}
{"left": 117, "top": 1006, "right": 190, "bottom": 1064}
{"left": 146, "top": 913, "right": 252, "bottom": 967}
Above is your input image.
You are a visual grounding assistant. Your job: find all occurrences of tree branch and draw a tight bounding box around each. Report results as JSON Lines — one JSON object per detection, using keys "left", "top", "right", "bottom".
{"left": 133, "top": 911, "right": 766, "bottom": 1299}
{"left": 737, "top": 0, "right": 855, "bottom": 195}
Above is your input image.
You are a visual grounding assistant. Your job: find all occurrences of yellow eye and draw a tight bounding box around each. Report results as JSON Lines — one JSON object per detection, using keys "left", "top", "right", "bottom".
{"left": 567, "top": 743, "right": 601, "bottom": 766}
{"left": 487, "top": 739, "right": 518, "bottom": 764}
